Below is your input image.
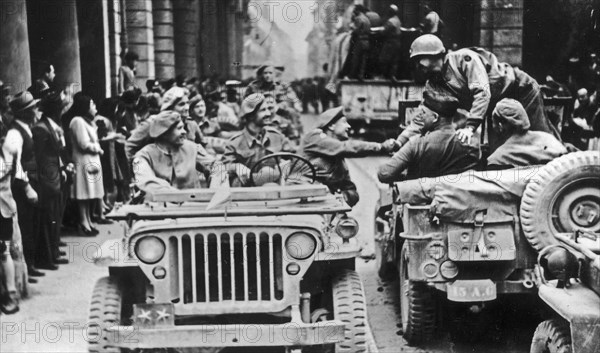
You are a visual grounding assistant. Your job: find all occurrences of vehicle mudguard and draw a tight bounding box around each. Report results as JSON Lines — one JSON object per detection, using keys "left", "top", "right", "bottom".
{"left": 539, "top": 282, "right": 600, "bottom": 353}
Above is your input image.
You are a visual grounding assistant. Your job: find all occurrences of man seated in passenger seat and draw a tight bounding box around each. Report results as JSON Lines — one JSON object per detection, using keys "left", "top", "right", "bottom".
{"left": 298, "top": 107, "right": 396, "bottom": 207}
{"left": 132, "top": 111, "right": 226, "bottom": 195}
{"left": 378, "top": 91, "right": 480, "bottom": 183}
{"left": 486, "top": 98, "right": 567, "bottom": 169}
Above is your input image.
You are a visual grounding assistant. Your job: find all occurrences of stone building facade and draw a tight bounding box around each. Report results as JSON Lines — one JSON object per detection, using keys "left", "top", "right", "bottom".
{"left": 0, "top": 0, "right": 246, "bottom": 101}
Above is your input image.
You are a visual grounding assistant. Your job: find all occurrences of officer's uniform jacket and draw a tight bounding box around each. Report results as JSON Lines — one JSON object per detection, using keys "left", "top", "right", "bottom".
{"left": 299, "top": 129, "right": 380, "bottom": 193}
{"left": 222, "top": 127, "right": 294, "bottom": 169}
{"left": 379, "top": 122, "right": 480, "bottom": 183}
{"left": 133, "top": 140, "right": 215, "bottom": 194}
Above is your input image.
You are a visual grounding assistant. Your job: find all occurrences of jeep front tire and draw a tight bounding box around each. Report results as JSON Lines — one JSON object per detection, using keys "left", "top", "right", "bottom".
{"left": 87, "top": 276, "right": 127, "bottom": 353}
{"left": 332, "top": 270, "right": 370, "bottom": 353}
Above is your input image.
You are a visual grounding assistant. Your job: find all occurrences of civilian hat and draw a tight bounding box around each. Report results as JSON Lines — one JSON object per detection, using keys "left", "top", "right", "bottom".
{"left": 318, "top": 106, "right": 344, "bottom": 129}
{"left": 39, "top": 90, "right": 64, "bottom": 113}
{"left": 422, "top": 90, "right": 459, "bottom": 117}
{"left": 161, "top": 87, "right": 187, "bottom": 111}
{"left": 241, "top": 93, "right": 266, "bottom": 119}
{"left": 10, "top": 91, "right": 39, "bottom": 113}
{"left": 492, "top": 98, "right": 531, "bottom": 132}
{"left": 149, "top": 111, "right": 181, "bottom": 138}
{"left": 121, "top": 90, "right": 139, "bottom": 105}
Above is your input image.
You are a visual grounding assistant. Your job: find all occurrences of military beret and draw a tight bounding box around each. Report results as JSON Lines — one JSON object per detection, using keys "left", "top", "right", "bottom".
{"left": 318, "top": 106, "right": 344, "bottom": 129}
{"left": 241, "top": 93, "right": 266, "bottom": 120}
{"left": 422, "top": 90, "right": 459, "bottom": 117}
{"left": 149, "top": 111, "right": 182, "bottom": 138}
{"left": 161, "top": 86, "right": 186, "bottom": 111}
{"left": 492, "top": 98, "right": 531, "bottom": 132}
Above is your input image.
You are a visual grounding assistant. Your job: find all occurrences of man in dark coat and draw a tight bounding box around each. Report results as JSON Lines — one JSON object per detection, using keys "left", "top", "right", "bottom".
{"left": 378, "top": 91, "right": 480, "bottom": 183}
{"left": 380, "top": 5, "right": 403, "bottom": 80}
{"left": 32, "top": 91, "right": 69, "bottom": 268}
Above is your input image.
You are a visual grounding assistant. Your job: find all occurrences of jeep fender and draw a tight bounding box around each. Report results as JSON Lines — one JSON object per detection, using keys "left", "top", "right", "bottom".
{"left": 539, "top": 282, "right": 600, "bottom": 353}
{"left": 93, "top": 238, "right": 138, "bottom": 267}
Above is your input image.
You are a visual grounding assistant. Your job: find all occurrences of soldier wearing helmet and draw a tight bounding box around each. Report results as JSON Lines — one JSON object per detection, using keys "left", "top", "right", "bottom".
{"left": 399, "top": 34, "right": 560, "bottom": 154}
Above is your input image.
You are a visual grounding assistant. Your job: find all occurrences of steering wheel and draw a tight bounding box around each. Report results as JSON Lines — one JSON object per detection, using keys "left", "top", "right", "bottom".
{"left": 249, "top": 153, "right": 317, "bottom": 186}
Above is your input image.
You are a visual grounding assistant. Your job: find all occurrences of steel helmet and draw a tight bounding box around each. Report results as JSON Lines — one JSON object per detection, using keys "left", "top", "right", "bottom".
{"left": 410, "top": 34, "right": 445, "bottom": 59}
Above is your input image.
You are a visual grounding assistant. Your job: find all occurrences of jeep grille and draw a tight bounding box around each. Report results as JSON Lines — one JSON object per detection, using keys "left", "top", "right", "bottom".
{"left": 171, "top": 232, "right": 285, "bottom": 304}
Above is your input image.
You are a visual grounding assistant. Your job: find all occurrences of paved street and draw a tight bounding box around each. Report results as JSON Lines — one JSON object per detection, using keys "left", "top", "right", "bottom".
{"left": 0, "top": 115, "right": 538, "bottom": 352}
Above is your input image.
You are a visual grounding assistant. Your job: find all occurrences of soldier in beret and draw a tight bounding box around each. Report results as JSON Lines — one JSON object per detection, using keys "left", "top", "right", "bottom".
{"left": 222, "top": 93, "right": 295, "bottom": 186}
{"left": 378, "top": 91, "right": 480, "bottom": 183}
{"left": 487, "top": 98, "right": 566, "bottom": 168}
{"left": 132, "top": 111, "right": 226, "bottom": 195}
{"left": 299, "top": 107, "right": 396, "bottom": 207}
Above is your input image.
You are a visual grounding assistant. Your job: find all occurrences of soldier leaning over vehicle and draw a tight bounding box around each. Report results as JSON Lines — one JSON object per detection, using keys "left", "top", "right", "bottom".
{"left": 377, "top": 91, "right": 480, "bottom": 184}
{"left": 132, "top": 111, "right": 226, "bottom": 195}
{"left": 486, "top": 98, "right": 567, "bottom": 169}
{"left": 222, "top": 93, "right": 295, "bottom": 186}
{"left": 398, "top": 34, "right": 560, "bottom": 153}
{"left": 298, "top": 107, "right": 396, "bottom": 207}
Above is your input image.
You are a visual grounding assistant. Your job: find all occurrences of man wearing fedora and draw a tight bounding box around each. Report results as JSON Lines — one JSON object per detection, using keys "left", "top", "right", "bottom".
{"left": 223, "top": 93, "right": 295, "bottom": 186}
{"left": 133, "top": 111, "right": 226, "bottom": 195}
{"left": 299, "top": 107, "right": 396, "bottom": 207}
{"left": 4, "top": 91, "right": 44, "bottom": 282}
{"left": 378, "top": 91, "right": 480, "bottom": 183}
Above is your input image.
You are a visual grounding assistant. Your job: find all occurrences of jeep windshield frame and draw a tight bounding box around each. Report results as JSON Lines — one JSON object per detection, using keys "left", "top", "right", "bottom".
{"left": 107, "top": 184, "right": 351, "bottom": 221}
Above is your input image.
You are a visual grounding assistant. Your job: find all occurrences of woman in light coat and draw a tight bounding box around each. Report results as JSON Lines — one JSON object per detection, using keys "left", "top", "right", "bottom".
{"left": 69, "top": 94, "right": 104, "bottom": 236}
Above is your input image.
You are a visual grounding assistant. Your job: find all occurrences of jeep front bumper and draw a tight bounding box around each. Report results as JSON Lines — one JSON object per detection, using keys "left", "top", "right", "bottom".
{"left": 105, "top": 321, "right": 345, "bottom": 349}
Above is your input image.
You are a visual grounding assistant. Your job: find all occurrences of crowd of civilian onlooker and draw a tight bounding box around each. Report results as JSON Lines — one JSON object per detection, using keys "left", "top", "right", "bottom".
{"left": 541, "top": 53, "right": 600, "bottom": 150}
{"left": 0, "top": 55, "right": 316, "bottom": 315}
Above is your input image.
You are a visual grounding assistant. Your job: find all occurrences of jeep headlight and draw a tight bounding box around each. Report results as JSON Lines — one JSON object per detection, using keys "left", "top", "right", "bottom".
{"left": 335, "top": 216, "right": 359, "bottom": 239}
{"left": 285, "top": 232, "right": 317, "bottom": 260}
{"left": 135, "top": 236, "right": 165, "bottom": 264}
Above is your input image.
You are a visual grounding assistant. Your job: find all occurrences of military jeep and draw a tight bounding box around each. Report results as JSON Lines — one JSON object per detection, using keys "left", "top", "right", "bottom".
{"left": 87, "top": 154, "right": 374, "bottom": 353}
{"left": 375, "top": 151, "right": 600, "bottom": 345}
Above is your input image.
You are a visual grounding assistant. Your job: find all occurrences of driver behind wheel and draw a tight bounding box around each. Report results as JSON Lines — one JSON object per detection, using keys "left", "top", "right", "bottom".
{"left": 222, "top": 93, "right": 295, "bottom": 186}
{"left": 132, "top": 111, "right": 227, "bottom": 195}
{"left": 298, "top": 107, "right": 396, "bottom": 207}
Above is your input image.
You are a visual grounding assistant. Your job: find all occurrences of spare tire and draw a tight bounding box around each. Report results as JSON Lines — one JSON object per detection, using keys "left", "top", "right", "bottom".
{"left": 521, "top": 151, "right": 600, "bottom": 251}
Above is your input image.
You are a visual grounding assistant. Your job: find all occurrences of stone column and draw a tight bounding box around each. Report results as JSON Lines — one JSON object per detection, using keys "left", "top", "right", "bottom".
{"left": 0, "top": 0, "right": 31, "bottom": 94}
{"left": 124, "top": 0, "right": 155, "bottom": 88}
{"left": 107, "top": 0, "right": 124, "bottom": 96}
{"left": 153, "top": 0, "right": 176, "bottom": 80}
{"left": 173, "top": 0, "right": 199, "bottom": 78}
{"left": 26, "top": 0, "right": 82, "bottom": 93}
{"left": 475, "top": 0, "right": 524, "bottom": 66}
{"left": 77, "top": 0, "right": 110, "bottom": 102}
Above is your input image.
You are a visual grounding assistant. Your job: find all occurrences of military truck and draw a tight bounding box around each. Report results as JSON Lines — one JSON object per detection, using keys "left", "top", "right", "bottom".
{"left": 339, "top": 79, "right": 424, "bottom": 141}
{"left": 374, "top": 151, "right": 600, "bottom": 345}
{"left": 87, "top": 154, "right": 375, "bottom": 352}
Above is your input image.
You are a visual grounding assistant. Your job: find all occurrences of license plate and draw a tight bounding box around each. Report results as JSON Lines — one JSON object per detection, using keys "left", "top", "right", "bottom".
{"left": 446, "top": 280, "right": 497, "bottom": 302}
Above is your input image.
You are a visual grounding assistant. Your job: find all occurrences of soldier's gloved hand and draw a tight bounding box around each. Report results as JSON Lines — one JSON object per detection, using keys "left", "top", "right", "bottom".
{"left": 380, "top": 139, "right": 398, "bottom": 154}
{"left": 25, "top": 184, "right": 38, "bottom": 205}
{"left": 456, "top": 127, "right": 474, "bottom": 144}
